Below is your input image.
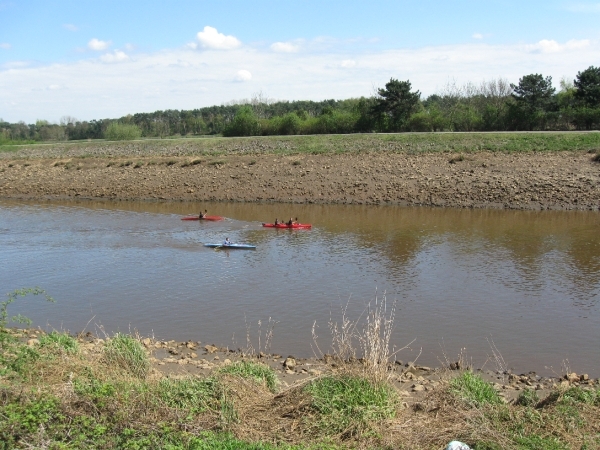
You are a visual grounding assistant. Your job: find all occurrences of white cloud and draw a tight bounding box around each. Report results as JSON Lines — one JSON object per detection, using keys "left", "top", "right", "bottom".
{"left": 341, "top": 59, "right": 356, "bottom": 68}
{"left": 196, "top": 26, "right": 241, "bottom": 50}
{"left": 472, "top": 33, "right": 484, "bottom": 40}
{"left": 63, "top": 24, "right": 78, "bottom": 32}
{"left": 88, "top": 38, "right": 111, "bottom": 51}
{"left": 100, "top": 50, "right": 129, "bottom": 63}
{"left": 0, "top": 43, "right": 11, "bottom": 49}
{"left": 271, "top": 41, "right": 299, "bottom": 53}
{"left": 47, "top": 84, "right": 61, "bottom": 90}
{"left": 2, "top": 38, "right": 599, "bottom": 123}
{"left": 234, "top": 69, "right": 252, "bottom": 81}
{"left": 529, "top": 39, "right": 590, "bottom": 53}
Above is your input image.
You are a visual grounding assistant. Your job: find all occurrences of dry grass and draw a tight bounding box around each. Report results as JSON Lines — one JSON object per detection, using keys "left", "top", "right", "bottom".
{"left": 312, "top": 293, "right": 414, "bottom": 383}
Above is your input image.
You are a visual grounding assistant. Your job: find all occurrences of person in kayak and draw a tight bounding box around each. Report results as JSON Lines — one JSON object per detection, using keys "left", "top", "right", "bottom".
{"left": 199, "top": 209, "right": 207, "bottom": 219}
{"left": 223, "top": 237, "right": 231, "bottom": 246}
{"left": 274, "top": 218, "right": 279, "bottom": 225}
{"left": 287, "top": 217, "right": 293, "bottom": 226}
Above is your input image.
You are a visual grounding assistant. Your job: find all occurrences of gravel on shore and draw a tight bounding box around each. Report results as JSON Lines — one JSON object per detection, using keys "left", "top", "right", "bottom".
{"left": 1, "top": 149, "right": 599, "bottom": 210}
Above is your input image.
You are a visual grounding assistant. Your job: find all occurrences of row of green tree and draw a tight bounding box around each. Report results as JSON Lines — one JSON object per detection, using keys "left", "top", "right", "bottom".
{"left": 1, "top": 66, "right": 599, "bottom": 142}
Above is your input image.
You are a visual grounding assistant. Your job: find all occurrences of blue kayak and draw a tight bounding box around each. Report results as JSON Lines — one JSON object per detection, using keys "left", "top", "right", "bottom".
{"left": 204, "top": 243, "right": 256, "bottom": 250}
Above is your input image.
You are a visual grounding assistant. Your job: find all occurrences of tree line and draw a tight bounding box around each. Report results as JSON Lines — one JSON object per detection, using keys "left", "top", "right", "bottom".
{"left": 1, "top": 66, "right": 599, "bottom": 143}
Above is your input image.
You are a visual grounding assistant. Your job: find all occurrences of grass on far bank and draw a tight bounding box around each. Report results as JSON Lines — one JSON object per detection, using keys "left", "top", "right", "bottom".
{"left": 1, "top": 289, "right": 600, "bottom": 449}
{"left": 2, "top": 131, "right": 600, "bottom": 160}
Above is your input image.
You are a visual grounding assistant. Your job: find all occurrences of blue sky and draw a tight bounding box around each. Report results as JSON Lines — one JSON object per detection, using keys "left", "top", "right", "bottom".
{"left": 1, "top": 0, "right": 600, "bottom": 122}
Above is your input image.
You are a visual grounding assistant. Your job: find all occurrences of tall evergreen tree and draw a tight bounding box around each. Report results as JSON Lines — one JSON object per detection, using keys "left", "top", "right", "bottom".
{"left": 373, "top": 78, "right": 421, "bottom": 131}
{"left": 574, "top": 66, "right": 600, "bottom": 107}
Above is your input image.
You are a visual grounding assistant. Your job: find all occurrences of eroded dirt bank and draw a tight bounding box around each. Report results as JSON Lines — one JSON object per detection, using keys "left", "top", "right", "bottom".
{"left": 1, "top": 151, "right": 599, "bottom": 210}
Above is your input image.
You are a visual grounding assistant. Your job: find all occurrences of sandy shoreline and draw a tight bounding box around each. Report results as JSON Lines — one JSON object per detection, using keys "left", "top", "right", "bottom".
{"left": 1, "top": 150, "right": 599, "bottom": 210}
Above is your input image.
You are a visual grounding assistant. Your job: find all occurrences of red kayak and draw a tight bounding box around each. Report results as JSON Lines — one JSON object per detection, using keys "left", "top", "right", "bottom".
{"left": 181, "top": 215, "right": 224, "bottom": 221}
{"left": 262, "top": 223, "right": 312, "bottom": 229}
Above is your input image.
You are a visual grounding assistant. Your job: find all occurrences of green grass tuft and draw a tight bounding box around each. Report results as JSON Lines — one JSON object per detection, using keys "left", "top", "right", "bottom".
{"left": 450, "top": 371, "right": 502, "bottom": 407}
{"left": 515, "top": 388, "right": 540, "bottom": 407}
{"left": 103, "top": 333, "right": 150, "bottom": 378}
{"left": 304, "top": 374, "right": 398, "bottom": 436}
{"left": 39, "top": 331, "right": 79, "bottom": 354}
{"left": 559, "top": 386, "right": 599, "bottom": 406}
{"left": 156, "top": 377, "right": 220, "bottom": 415}
{"left": 513, "top": 434, "right": 569, "bottom": 450}
{"left": 218, "top": 360, "right": 279, "bottom": 393}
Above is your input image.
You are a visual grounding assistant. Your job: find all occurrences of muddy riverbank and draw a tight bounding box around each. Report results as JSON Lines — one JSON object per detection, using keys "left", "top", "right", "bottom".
{"left": 1, "top": 150, "right": 599, "bottom": 210}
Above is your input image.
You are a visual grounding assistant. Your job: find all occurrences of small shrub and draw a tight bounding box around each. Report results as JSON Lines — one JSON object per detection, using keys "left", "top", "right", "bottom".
{"left": 516, "top": 388, "right": 539, "bottom": 407}
{"left": 104, "top": 123, "right": 142, "bottom": 141}
{"left": 291, "top": 160, "right": 301, "bottom": 166}
{"left": 218, "top": 361, "right": 278, "bottom": 393}
{"left": 0, "top": 394, "right": 63, "bottom": 437}
{"left": 103, "top": 333, "right": 149, "bottom": 378}
{"left": 39, "top": 331, "right": 79, "bottom": 354}
{"left": 304, "top": 374, "right": 398, "bottom": 436}
{"left": 165, "top": 160, "right": 177, "bottom": 166}
{"left": 208, "top": 160, "right": 226, "bottom": 166}
{"left": 133, "top": 161, "right": 144, "bottom": 168}
{"left": 592, "top": 153, "right": 600, "bottom": 162}
{"left": 450, "top": 371, "right": 502, "bottom": 407}
{"left": 119, "top": 160, "right": 133, "bottom": 167}
{"left": 248, "top": 160, "right": 256, "bottom": 165}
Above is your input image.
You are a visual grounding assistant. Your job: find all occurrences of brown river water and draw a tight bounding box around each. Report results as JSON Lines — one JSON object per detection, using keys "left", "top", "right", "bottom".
{"left": 1, "top": 199, "right": 599, "bottom": 376}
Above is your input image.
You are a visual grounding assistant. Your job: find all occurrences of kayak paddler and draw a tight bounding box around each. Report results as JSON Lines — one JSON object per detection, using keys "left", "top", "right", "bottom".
{"left": 199, "top": 209, "right": 207, "bottom": 219}
{"left": 287, "top": 217, "right": 293, "bottom": 226}
{"left": 223, "top": 237, "right": 231, "bottom": 246}
{"left": 274, "top": 218, "right": 279, "bottom": 225}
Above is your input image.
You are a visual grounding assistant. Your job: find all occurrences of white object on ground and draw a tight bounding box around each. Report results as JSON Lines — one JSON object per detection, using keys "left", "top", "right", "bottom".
{"left": 446, "top": 442, "right": 471, "bottom": 450}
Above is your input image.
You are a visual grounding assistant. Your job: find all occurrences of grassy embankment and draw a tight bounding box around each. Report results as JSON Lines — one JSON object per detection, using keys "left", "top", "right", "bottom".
{"left": 1, "top": 290, "right": 599, "bottom": 449}
{"left": 1, "top": 132, "right": 600, "bottom": 162}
